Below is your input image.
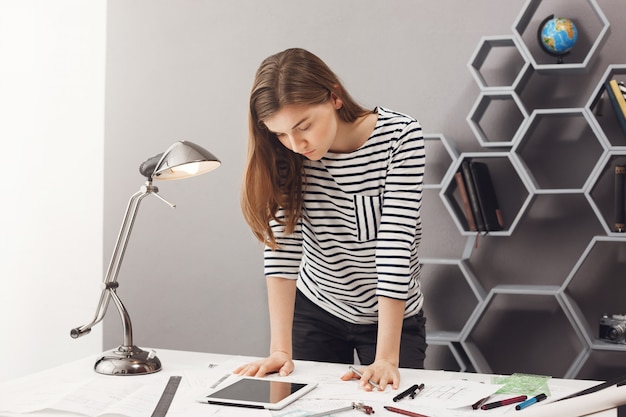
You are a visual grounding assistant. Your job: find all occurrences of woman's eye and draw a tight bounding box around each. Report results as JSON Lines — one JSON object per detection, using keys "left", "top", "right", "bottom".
{"left": 298, "top": 124, "right": 310, "bottom": 131}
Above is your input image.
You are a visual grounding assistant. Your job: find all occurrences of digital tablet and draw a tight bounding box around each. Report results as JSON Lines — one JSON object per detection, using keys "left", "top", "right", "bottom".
{"left": 197, "top": 377, "right": 317, "bottom": 410}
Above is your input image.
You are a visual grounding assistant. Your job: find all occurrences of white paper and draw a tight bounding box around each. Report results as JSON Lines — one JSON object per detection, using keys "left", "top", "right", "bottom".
{"left": 518, "top": 385, "right": 626, "bottom": 417}
{"left": 411, "top": 379, "right": 503, "bottom": 409}
{"left": 0, "top": 358, "right": 243, "bottom": 417}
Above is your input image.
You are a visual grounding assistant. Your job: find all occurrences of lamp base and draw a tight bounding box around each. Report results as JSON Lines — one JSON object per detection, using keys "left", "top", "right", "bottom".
{"left": 94, "top": 345, "right": 162, "bottom": 375}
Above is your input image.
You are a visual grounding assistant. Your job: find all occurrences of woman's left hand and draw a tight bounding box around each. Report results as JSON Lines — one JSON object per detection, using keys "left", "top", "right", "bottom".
{"left": 340, "top": 359, "right": 400, "bottom": 391}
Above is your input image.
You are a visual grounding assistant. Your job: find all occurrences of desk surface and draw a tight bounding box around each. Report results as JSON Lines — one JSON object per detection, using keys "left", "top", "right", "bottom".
{"left": 0, "top": 348, "right": 618, "bottom": 417}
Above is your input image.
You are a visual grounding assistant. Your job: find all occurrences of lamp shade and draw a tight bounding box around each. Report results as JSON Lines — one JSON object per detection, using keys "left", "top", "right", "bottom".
{"left": 152, "top": 140, "right": 221, "bottom": 181}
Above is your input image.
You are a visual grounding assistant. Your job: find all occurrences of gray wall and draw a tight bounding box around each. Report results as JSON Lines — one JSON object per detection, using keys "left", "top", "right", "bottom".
{"left": 103, "top": 0, "right": 626, "bottom": 367}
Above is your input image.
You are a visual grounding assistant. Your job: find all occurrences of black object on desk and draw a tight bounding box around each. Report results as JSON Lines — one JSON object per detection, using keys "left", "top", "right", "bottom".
{"left": 393, "top": 384, "right": 420, "bottom": 402}
{"left": 151, "top": 376, "right": 182, "bottom": 417}
{"left": 555, "top": 375, "right": 626, "bottom": 402}
{"left": 393, "top": 383, "right": 425, "bottom": 402}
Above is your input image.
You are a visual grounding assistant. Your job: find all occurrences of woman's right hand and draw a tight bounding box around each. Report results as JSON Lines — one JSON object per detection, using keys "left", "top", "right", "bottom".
{"left": 233, "top": 350, "right": 294, "bottom": 377}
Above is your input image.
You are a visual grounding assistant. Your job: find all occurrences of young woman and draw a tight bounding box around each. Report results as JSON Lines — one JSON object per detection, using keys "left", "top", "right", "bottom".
{"left": 237, "top": 48, "right": 426, "bottom": 391}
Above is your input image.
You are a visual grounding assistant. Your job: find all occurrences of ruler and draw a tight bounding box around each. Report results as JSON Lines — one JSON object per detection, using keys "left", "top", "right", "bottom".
{"left": 151, "top": 375, "right": 182, "bottom": 417}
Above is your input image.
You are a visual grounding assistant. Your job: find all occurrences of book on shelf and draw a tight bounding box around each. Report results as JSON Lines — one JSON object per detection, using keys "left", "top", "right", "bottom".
{"left": 470, "top": 161, "right": 504, "bottom": 232}
{"left": 616, "top": 164, "right": 625, "bottom": 233}
{"left": 605, "top": 79, "right": 626, "bottom": 136}
{"left": 458, "top": 160, "right": 504, "bottom": 232}
{"left": 454, "top": 171, "right": 477, "bottom": 231}
{"left": 461, "top": 160, "right": 485, "bottom": 231}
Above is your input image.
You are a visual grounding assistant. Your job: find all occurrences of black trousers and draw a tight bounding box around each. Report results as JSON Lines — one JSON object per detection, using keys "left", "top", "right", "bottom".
{"left": 292, "top": 290, "right": 427, "bottom": 368}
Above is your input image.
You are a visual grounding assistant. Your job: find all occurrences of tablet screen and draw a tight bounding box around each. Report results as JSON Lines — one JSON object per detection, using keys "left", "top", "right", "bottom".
{"left": 200, "top": 377, "right": 317, "bottom": 410}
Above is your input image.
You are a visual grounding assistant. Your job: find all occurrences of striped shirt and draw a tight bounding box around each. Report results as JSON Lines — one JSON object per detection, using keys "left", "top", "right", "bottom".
{"left": 264, "top": 107, "right": 425, "bottom": 324}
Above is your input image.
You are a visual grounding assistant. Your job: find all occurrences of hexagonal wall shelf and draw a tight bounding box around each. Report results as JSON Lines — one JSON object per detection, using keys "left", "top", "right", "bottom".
{"left": 511, "top": 108, "right": 607, "bottom": 192}
{"left": 468, "top": 35, "right": 531, "bottom": 91}
{"left": 462, "top": 287, "right": 587, "bottom": 378}
{"left": 441, "top": 153, "right": 532, "bottom": 235}
{"left": 586, "top": 64, "right": 626, "bottom": 149}
{"left": 560, "top": 236, "right": 626, "bottom": 348}
{"left": 512, "top": 0, "right": 610, "bottom": 74}
{"left": 468, "top": 91, "right": 529, "bottom": 147}
{"left": 419, "top": 260, "right": 485, "bottom": 337}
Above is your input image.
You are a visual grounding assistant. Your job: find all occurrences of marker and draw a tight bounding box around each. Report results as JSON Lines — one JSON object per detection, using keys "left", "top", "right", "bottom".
{"left": 481, "top": 395, "right": 528, "bottom": 410}
{"left": 384, "top": 405, "right": 430, "bottom": 417}
{"left": 393, "top": 384, "right": 420, "bottom": 402}
{"left": 515, "top": 393, "right": 547, "bottom": 410}
{"left": 348, "top": 365, "right": 380, "bottom": 389}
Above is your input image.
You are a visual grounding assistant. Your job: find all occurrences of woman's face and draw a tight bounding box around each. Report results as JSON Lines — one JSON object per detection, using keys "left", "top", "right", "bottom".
{"left": 263, "top": 96, "right": 342, "bottom": 161}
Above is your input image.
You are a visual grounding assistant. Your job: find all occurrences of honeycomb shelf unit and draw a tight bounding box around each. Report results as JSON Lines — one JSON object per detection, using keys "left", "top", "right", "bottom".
{"left": 420, "top": 0, "right": 624, "bottom": 380}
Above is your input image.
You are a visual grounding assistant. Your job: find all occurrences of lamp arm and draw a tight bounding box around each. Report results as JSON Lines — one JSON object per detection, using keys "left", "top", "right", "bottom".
{"left": 71, "top": 183, "right": 156, "bottom": 339}
{"left": 107, "top": 283, "right": 134, "bottom": 348}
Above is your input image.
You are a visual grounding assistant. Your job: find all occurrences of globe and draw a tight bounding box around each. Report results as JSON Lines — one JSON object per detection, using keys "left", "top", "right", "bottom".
{"left": 540, "top": 17, "right": 578, "bottom": 57}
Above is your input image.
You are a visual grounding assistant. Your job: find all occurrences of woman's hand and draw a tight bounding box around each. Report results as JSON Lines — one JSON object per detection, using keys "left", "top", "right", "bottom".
{"left": 233, "top": 351, "right": 294, "bottom": 377}
{"left": 340, "top": 359, "right": 400, "bottom": 391}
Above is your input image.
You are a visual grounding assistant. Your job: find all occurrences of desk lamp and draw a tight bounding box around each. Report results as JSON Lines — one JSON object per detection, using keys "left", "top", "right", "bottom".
{"left": 71, "top": 140, "right": 220, "bottom": 375}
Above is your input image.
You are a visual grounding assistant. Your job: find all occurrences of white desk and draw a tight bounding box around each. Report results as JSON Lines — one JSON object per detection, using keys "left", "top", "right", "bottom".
{"left": 0, "top": 349, "right": 619, "bottom": 417}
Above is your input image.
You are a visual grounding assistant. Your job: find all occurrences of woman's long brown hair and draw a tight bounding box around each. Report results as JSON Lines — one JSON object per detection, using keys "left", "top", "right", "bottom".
{"left": 241, "top": 48, "right": 371, "bottom": 249}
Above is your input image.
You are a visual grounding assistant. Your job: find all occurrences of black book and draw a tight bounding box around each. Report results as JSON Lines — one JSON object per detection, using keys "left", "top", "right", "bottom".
{"left": 616, "top": 164, "right": 625, "bottom": 232}
{"left": 454, "top": 171, "right": 477, "bottom": 231}
{"left": 469, "top": 161, "right": 504, "bottom": 231}
{"left": 461, "top": 160, "right": 486, "bottom": 232}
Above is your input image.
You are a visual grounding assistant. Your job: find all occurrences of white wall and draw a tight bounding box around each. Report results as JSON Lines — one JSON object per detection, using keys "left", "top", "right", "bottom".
{"left": 0, "top": 0, "right": 105, "bottom": 381}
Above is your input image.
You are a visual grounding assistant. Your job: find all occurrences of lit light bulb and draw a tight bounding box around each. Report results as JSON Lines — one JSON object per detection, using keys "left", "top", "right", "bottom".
{"left": 171, "top": 162, "right": 200, "bottom": 175}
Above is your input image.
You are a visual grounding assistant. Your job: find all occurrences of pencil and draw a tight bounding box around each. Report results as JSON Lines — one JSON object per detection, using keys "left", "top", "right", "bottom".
{"left": 384, "top": 405, "right": 430, "bottom": 417}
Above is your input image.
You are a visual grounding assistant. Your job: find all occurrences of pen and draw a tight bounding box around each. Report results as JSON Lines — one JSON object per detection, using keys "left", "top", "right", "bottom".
{"left": 471, "top": 395, "right": 490, "bottom": 410}
{"left": 348, "top": 365, "right": 380, "bottom": 389}
{"left": 515, "top": 393, "right": 547, "bottom": 410}
{"left": 481, "top": 395, "right": 527, "bottom": 410}
{"left": 393, "top": 384, "right": 420, "bottom": 402}
{"left": 384, "top": 405, "right": 430, "bottom": 417}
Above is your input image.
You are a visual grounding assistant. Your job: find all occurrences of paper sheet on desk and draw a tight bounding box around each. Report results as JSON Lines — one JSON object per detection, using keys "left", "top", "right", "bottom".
{"left": 270, "top": 379, "right": 502, "bottom": 417}
{"left": 517, "top": 384, "right": 626, "bottom": 417}
{"left": 409, "top": 380, "right": 503, "bottom": 409}
{"left": 0, "top": 375, "right": 169, "bottom": 417}
{"left": 0, "top": 357, "right": 244, "bottom": 417}
{"left": 274, "top": 362, "right": 500, "bottom": 406}
{"left": 0, "top": 378, "right": 84, "bottom": 414}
